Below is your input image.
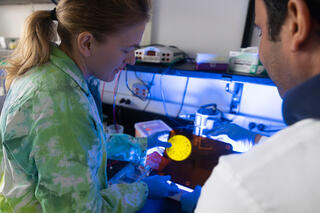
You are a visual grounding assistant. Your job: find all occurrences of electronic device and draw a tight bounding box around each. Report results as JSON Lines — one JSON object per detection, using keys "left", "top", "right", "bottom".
{"left": 135, "top": 45, "right": 185, "bottom": 64}
{"left": 193, "top": 104, "right": 222, "bottom": 137}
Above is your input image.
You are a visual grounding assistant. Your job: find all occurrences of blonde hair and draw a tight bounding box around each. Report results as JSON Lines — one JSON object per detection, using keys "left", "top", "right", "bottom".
{"left": 4, "top": 0, "right": 151, "bottom": 90}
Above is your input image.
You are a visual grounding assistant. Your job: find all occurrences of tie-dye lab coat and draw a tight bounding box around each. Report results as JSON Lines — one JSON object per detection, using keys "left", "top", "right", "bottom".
{"left": 0, "top": 45, "right": 148, "bottom": 212}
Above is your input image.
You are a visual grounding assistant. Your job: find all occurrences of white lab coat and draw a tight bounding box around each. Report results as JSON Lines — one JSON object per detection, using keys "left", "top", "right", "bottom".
{"left": 196, "top": 118, "right": 320, "bottom": 213}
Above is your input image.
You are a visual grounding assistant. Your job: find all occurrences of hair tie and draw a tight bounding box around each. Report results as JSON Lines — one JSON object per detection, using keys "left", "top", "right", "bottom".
{"left": 50, "top": 8, "right": 57, "bottom": 21}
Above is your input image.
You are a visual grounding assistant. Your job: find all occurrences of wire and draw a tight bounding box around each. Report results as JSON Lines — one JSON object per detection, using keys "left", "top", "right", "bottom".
{"left": 159, "top": 66, "right": 175, "bottom": 117}
{"left": 135, "top": 72, "right": 146, "bottom": 85}
{"left": 125, "top": 68, "right": 157, "bottom": 111}
{"left": 143, "top": 97, "right": 152, "bottom": 111}
{"left": 176, "top": 77, "right": 190, "bottom": 117}
{"left": 113, "top": 71, "right": 122, "bottom": 126}
{"left": 139, "top": 73, "right": 155, "bottom": 111}
{"left": 160, "top": 73, "right": 169, "bottom": 116}
{"left": 135, "top": 72, "right": 150, "bottom": 87}
{"left": 125, "top": 68, "right": 147, "bottom": 101}
{"left": 158, "top": 67, "right": 194, "bottom": 127}
{"left": 101, "top": 81, "right": 106, "bottom": 101}
{"left": 135, "top": 71, "right": 155, "bottom": 109}
{"left": 134, "top": 72, "right": 155, "bottom": 91}
{"left": 142, "top": 81, "right": 154, "bottom": 111}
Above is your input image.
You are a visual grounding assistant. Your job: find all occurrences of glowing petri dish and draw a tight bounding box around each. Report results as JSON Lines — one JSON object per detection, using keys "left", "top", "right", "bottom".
{"left": 166, "top": 135, "right": 192, "bottom": 161}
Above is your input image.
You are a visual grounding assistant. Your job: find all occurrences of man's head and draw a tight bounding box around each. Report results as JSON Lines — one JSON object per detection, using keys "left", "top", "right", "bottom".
{"left": 255, "top": 0, "right": 320, "bottom": 97}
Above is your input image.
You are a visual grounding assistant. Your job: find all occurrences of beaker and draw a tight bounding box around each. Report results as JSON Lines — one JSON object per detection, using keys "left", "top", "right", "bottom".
{"left": 106, "top": 124, "right": 124, "bottom": 134}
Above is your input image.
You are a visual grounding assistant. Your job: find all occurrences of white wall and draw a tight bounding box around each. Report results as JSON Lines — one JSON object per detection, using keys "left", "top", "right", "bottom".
{"left": 0, "top": 4, "right": 55, "bottom": 38}
{"left": 0, "top": 0, "right": 250, "bottom": 56}
{"left": 151, "top": 0, "right": 250, "bottom": 57}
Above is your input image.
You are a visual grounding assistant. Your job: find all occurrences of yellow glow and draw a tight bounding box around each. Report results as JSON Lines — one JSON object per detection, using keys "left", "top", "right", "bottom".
{"left": 166, "top": 135, "right": 192, "bottom": 161}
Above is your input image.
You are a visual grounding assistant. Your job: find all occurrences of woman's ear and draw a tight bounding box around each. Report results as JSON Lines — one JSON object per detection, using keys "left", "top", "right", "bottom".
{"left": 77, "top": 32, "right": 94, "bottom": 57}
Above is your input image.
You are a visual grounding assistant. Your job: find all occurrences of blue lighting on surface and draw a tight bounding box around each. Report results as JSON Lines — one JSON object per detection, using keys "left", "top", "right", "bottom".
{"left": 209, "top": 134, "right": 252, "bottom": 153}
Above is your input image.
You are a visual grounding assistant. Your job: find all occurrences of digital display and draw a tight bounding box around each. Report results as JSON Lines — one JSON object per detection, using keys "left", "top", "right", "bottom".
{"left": 147, "top": 50, "right": 156, "bottom": 56}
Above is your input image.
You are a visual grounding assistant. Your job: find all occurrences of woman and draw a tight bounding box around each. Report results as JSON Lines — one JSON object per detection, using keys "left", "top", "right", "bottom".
{"left": 0, "top": 0, "right": 178, "bottom": 212}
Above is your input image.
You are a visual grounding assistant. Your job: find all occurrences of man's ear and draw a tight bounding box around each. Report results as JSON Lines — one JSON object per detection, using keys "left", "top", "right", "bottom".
{"left": 77, "top": 32, "right": 94, "bottom": 57}
{"left": 288, "top": 0, "right": 311, "bottom": 51}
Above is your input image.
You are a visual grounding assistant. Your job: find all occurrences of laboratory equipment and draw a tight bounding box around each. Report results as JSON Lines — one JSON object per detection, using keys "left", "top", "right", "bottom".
{"left": 135, "top": 45, "right": 184, "bottom": 64}
{"left": 226, "top": 82, "right": 244, "bottom": 114}
{"left": 135, "top": 120, "right": 172, "bottom": 161}
{"left": 106, "top": 124, "right": 124, "bottom": 134}
{"left": 193, "top": 104, "right": 222, "bottom": 137}
{"left": 196, "top": 53, "right": 228, "bottom": 71}
{"left": 135, "top": 119, "right": 172, "bottom": 137}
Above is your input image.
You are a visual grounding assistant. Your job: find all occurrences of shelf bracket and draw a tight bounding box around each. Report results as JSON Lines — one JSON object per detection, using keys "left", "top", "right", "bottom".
{"left": 226, "top": 82, "right": 244, "bottom": 114}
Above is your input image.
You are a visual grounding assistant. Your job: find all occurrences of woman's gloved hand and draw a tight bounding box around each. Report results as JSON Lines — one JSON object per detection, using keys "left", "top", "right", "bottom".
{"left": 181, "top": 185, "right": 202, "bottom": 213}
{"left": 147, "top": 131, "right": 172, "bottom": 149}
{"left": 142, "top": 175, "right": 180, "bottom": 199}
{"left": 207, "top": 123, "right": 257, "bottom": 152}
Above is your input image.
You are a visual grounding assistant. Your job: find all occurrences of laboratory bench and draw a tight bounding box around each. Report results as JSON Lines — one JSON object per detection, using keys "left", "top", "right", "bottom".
{"left": 103, "top": 103, "right": 235, "bottom": 213}
{"left": 127, "top": 61, "right": 275, "bottom": 86}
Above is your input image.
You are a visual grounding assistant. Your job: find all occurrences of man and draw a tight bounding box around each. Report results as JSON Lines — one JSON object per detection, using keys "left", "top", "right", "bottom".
{"left": 194, "top": 0, "right": 320, "bottom": 212}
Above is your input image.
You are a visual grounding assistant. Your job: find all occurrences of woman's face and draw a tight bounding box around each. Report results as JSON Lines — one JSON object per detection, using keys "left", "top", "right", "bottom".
{"left": 85, "top": 22, "right": 146, "bottom": 82}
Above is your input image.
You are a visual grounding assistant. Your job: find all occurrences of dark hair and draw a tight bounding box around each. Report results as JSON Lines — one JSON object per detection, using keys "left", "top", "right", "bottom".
{"left": 4, "top": 0, "right": 151, "bottom": 90}
{"left": 262, "top": 0, "right": 289, "bottom": 41}
{"left": 263, "top": 0, "right": 320, "bottom": 41}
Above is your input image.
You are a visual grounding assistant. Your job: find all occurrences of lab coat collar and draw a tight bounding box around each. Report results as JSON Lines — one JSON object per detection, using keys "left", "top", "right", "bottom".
{"left": 282, "top": 73, "right": 320, "bottom": 125}
{"left": 49, "top": 43, "right": 90, "bottom": 96}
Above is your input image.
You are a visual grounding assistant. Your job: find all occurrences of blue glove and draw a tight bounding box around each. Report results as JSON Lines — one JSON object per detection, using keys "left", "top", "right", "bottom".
{"left": 142, "top": 175, "right": 180, "bottom": 199}
{"left": 207, "top": 123, "right": 256, "bottom": 152}
{"left": 181, "top": 185, "right": 202, "bottom": 213}
{"left": 147, "top": 131, "right": 172, "bottom": 149}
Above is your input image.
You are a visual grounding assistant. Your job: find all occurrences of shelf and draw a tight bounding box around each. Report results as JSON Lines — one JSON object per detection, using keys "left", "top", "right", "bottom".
{"left": 127, "top": 62, "right": 275, "bottom": 86}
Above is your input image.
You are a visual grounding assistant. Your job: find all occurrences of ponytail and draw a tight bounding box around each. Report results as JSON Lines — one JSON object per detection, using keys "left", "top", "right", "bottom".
{"left": 4, "top": 0, "right": 151, "bottom": 90}
{"left": 4, "top": 10, "right": 56, "bottom": 90}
